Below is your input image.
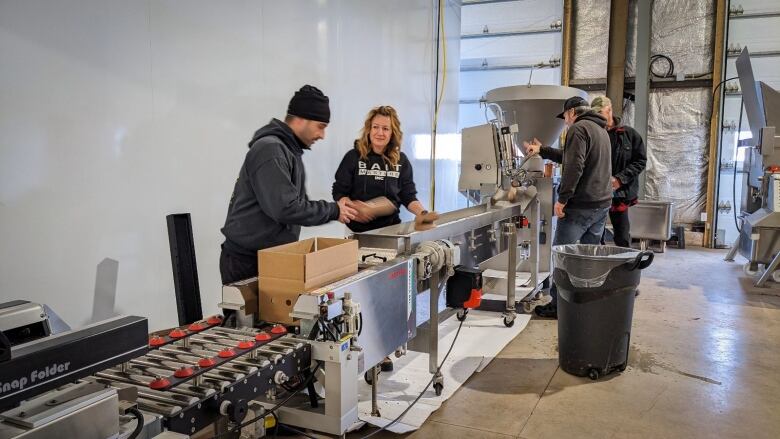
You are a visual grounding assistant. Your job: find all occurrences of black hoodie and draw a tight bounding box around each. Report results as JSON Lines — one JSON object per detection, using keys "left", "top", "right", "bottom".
{"left": 539, "top": 111, "right": 612, "bottom": 209}
{"left": 608, "top": 116, "right": 647, "bottom": 202}
{"left": 332, "top": 144, "right": 418, "bottom": 233}
{"left": 221, "top": 119, "right": 339, "bottom": 256}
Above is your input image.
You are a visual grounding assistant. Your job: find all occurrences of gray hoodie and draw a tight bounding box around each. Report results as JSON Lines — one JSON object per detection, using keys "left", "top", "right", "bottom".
{"left": 539, "top": 111, "right": 612, "bottom": 209}
{"left": 221, "top": 119, "right": 339, "bottom": 256}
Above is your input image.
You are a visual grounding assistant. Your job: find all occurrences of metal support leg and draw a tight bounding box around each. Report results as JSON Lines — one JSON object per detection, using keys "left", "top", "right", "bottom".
{"left": 429, "top": 271, "right": 439, "bottom": 374}
{"left": 724, "top": 236, "right": 740, "bottom": 261}
{"left": 371, "top": 366, "right": 380, "bottom": 417}
{"left": 529, "top": 199, "right": 540, "bottom": 291}
{"left": 503, "top": 222, "right": 518, "bottom": 327}
{"left": 429, "top": 270, "right": 444, "bottom": 395}
{"left": 755, "top": 251, "right": 780, "bottom": 287}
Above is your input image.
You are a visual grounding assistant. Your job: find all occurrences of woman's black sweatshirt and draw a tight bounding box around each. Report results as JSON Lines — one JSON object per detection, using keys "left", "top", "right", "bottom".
{"left": 332, "top": 146, "right": 418, "bottom": 233}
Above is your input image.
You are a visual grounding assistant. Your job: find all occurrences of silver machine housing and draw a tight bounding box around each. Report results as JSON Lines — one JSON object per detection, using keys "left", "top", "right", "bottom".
{"left": 725, "top": 48, "right": 780, "bottom": 286}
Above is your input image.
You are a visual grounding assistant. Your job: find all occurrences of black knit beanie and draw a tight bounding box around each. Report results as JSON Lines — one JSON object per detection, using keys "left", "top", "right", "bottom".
{"left": 287, "top": 85, "right": 330, "bottom": 123}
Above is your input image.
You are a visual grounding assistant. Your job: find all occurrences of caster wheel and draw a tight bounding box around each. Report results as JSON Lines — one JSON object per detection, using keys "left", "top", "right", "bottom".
{"left": 503, "top": 317, "right": 515, "bottom": 327}
{"left": 587, "top": 369, "right": 600, "bottom": 380}
{"left": 617, "top": 363, "right": 627, "bottom": 372}
{"left": 433, "top": 382, "right": 443, "bottom": 396}
{"left": 364, "top": 370, "right": 379, "bottom": 385}
{"left": 744, "top": 262, "right": 760, "bottom": 276}
{"left": 457, "top": 309, "right": 468, "bottom": 321}
{"left": 772, "top": 270, "right": 780, "bottom": 283}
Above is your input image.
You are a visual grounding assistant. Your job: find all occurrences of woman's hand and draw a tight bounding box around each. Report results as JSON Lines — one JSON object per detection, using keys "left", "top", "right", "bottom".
{"left": 351, "top": 200, "right": 377, "bottom": 223}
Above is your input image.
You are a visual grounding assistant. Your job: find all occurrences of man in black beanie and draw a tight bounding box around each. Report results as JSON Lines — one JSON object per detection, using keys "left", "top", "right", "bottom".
{"left": 219, "top": 85, "right": 357, "bottom": 284}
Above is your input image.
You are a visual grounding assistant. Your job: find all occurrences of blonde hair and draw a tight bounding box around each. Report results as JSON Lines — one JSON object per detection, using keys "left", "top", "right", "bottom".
{"left": 356, "top": 106, "right": 403, "bottom": 166}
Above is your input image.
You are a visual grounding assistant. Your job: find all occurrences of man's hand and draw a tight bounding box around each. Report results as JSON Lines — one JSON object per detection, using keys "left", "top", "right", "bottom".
{"left": 554, "top": 201, "right": 566, "bottom": 219}
{"left": 523, "top": 138, "right": 542, "bottom": 155}
{"left": 337, "top": 198, "right": 357, "bottom": 224}
{"left": 611, "top": 176, "right": 621, "bottom": 190}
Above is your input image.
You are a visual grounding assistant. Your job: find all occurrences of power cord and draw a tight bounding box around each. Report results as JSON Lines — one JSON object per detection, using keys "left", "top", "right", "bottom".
{"left": 358, "top": 317, "right": 466, "bottom": 439}
{"left": 650, "top": 54, "right": 675, "bottom": 78}
{"left": 209, "top": 361, "right": 323, "bottom": 439}
{"left": 126, "top": 408, "right": 145, "bottom": 439}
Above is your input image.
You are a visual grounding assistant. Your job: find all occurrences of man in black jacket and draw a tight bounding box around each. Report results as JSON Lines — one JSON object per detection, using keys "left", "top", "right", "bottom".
{"left": 524, "top": 96, "right": 612, "bottom": 318}
{"left": 219, "top": 85, "right": 357, "bottom": 284}
{"left": 591, "top": 96, "right": 647, "bottom": 248}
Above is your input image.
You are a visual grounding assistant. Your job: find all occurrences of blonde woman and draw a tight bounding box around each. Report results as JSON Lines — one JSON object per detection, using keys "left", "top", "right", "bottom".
{"left": 332, "top": 105, "right": 428, "bottom": 233}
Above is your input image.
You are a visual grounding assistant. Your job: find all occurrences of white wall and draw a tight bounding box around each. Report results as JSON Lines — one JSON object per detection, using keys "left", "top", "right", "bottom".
{"left": 0, "top": 0, "right": 460, "bottom": 331}
{"left": 458, "top": 0, "right": 563, "bottom": 130}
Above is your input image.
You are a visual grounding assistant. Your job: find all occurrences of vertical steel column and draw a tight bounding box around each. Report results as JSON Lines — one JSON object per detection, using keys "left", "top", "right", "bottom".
{"left": 704, "top": 0, "right": 729, "bottom": 247}
{"left": 634, "top": 0, "right": 652, "bottom": 198}
{"left": 606, "top": 0, "right": 630, "bottom": 118}
{"left": 561, "top": 0, "right": 574, "bottom": 86}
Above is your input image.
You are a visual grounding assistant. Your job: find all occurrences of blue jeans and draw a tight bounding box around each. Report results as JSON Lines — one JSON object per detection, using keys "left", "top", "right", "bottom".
{"left": 550, "top": 207, "right": 609, "bottom": 306}
{"left": 553, "top": 207, "right": 609, "bottom": 246}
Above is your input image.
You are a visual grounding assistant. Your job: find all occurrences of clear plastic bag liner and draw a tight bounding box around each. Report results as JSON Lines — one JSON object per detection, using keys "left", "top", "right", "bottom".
{"left": 552, "top": 244, "right": 642, "bottom": 289}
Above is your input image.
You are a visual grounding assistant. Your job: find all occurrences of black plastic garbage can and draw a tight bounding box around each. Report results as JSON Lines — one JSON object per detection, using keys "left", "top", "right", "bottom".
{"left": 552, "top": 244, "right": 654, "bottom": 380}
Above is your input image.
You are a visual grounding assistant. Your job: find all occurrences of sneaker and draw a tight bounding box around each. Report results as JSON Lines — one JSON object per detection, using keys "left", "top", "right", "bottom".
{"left": 380, "top": 356, "right": 393, "bottom": 372}
{"left": 534, "top": 302, "right": 558, "bottom": 319}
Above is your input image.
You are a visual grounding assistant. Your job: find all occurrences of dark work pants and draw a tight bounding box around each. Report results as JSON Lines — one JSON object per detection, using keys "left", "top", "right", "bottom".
{"left": 219, "top": 245, "right": 258, "bottom": 285}
{"left": 609, "top": 209, "right": 631, "bottom": 248}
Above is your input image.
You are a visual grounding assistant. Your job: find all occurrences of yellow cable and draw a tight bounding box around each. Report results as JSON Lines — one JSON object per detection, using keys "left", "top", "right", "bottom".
{"left": 430, "top": 0, "right": 447, "bottom": 211}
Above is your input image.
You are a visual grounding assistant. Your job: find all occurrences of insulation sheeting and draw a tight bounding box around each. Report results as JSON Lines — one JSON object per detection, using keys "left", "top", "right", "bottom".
{"left": 644, "top": 89, "right": 712, "bottom": 224}
{"left": 572, "top": 0, "right": 609, "bottom": 79}
{"left": 624, "top": 0, "right": 640, "bottom": 77}
{"left": 650, "top": 0, "right": 714, "bottom": 76}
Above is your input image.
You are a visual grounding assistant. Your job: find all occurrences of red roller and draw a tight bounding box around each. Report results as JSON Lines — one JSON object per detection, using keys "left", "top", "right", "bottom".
{"left": 149, "top": 336, "right": 166, "bottom": 347}
{"left": 149, "top": 377, "right": 171, "bottom": 390}
{"left": 218, "top": 348, "right": 236, "bottom": 358}
{"left": 169, "top": 329, "right": 187, "bottom": 339}
{"left": 173, "top": 367, "right": 194, "bottom": 378}
{"left": 206, "top": 315, "right": 223, "bottom": 325}
{"left": 188, "top": 322, "right": 206, "bottom": 332}
{"left": 270, "top": 325, "right": 287, "bottom": 335}
{"left": 255, "top": 332, "right": 271, "bottom": 342}
{"left": 237, "top": 340, "right": 255, "bottom": 349}
{"left": 198, "top": 357, "right": 217, "bottom": 368}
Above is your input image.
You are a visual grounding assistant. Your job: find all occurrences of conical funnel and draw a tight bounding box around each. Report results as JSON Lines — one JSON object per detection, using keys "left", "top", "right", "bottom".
{"left": 485, "top": 85, "right": 588, "bottom": 147}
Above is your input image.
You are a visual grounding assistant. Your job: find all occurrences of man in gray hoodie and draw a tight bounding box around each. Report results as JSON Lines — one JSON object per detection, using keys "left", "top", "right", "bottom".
{"left": 524, "top": 96, "right": 612, "bottom": 318}
{"left": 220, "top": 85, "right": 357, "bottom": 284}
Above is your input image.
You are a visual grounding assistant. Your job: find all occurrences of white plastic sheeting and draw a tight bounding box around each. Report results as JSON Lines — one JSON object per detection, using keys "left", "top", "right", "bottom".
{"left": 645, "top": 88, "right": 712, "bottom": 224}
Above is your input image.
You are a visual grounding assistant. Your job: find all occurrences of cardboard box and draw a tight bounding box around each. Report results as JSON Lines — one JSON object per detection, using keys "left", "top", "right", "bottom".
{"left": 258, "top": 237, "right": 358, "bottom": 323}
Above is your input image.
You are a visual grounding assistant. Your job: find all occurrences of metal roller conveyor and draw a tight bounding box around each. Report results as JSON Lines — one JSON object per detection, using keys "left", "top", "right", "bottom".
{"left": 270, "top": 339, "right": 306, "bottom": 350}
{"left": 187, "top": 338, "right": 286, "bottom": 362}
{"left": 86, "top": 376, "right": 199, "bottom": 410}
{"left": 160, "top": 344, "right": 280, "bottom": 367}
{"left": 118, "top": 363, "right": 233, "bottom": 392}
{"left": 209, "top": 326, "right": 267, "bottom": 337}
{"left": 144, "top": 350, "right": 259, "bottom": 375}
{"left": 134, "top": 355, "right": 250, "bottom": 381}
{"left": 94, "top": 370, "right": 216, "bottom": 398}
{"left": 127, "top": 358, "right": 241, "bottom": 391}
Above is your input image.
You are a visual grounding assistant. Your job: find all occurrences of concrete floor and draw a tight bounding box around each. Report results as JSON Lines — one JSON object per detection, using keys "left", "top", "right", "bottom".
{"left": 318, "top": 247, "right": 780, "bottom": 438}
